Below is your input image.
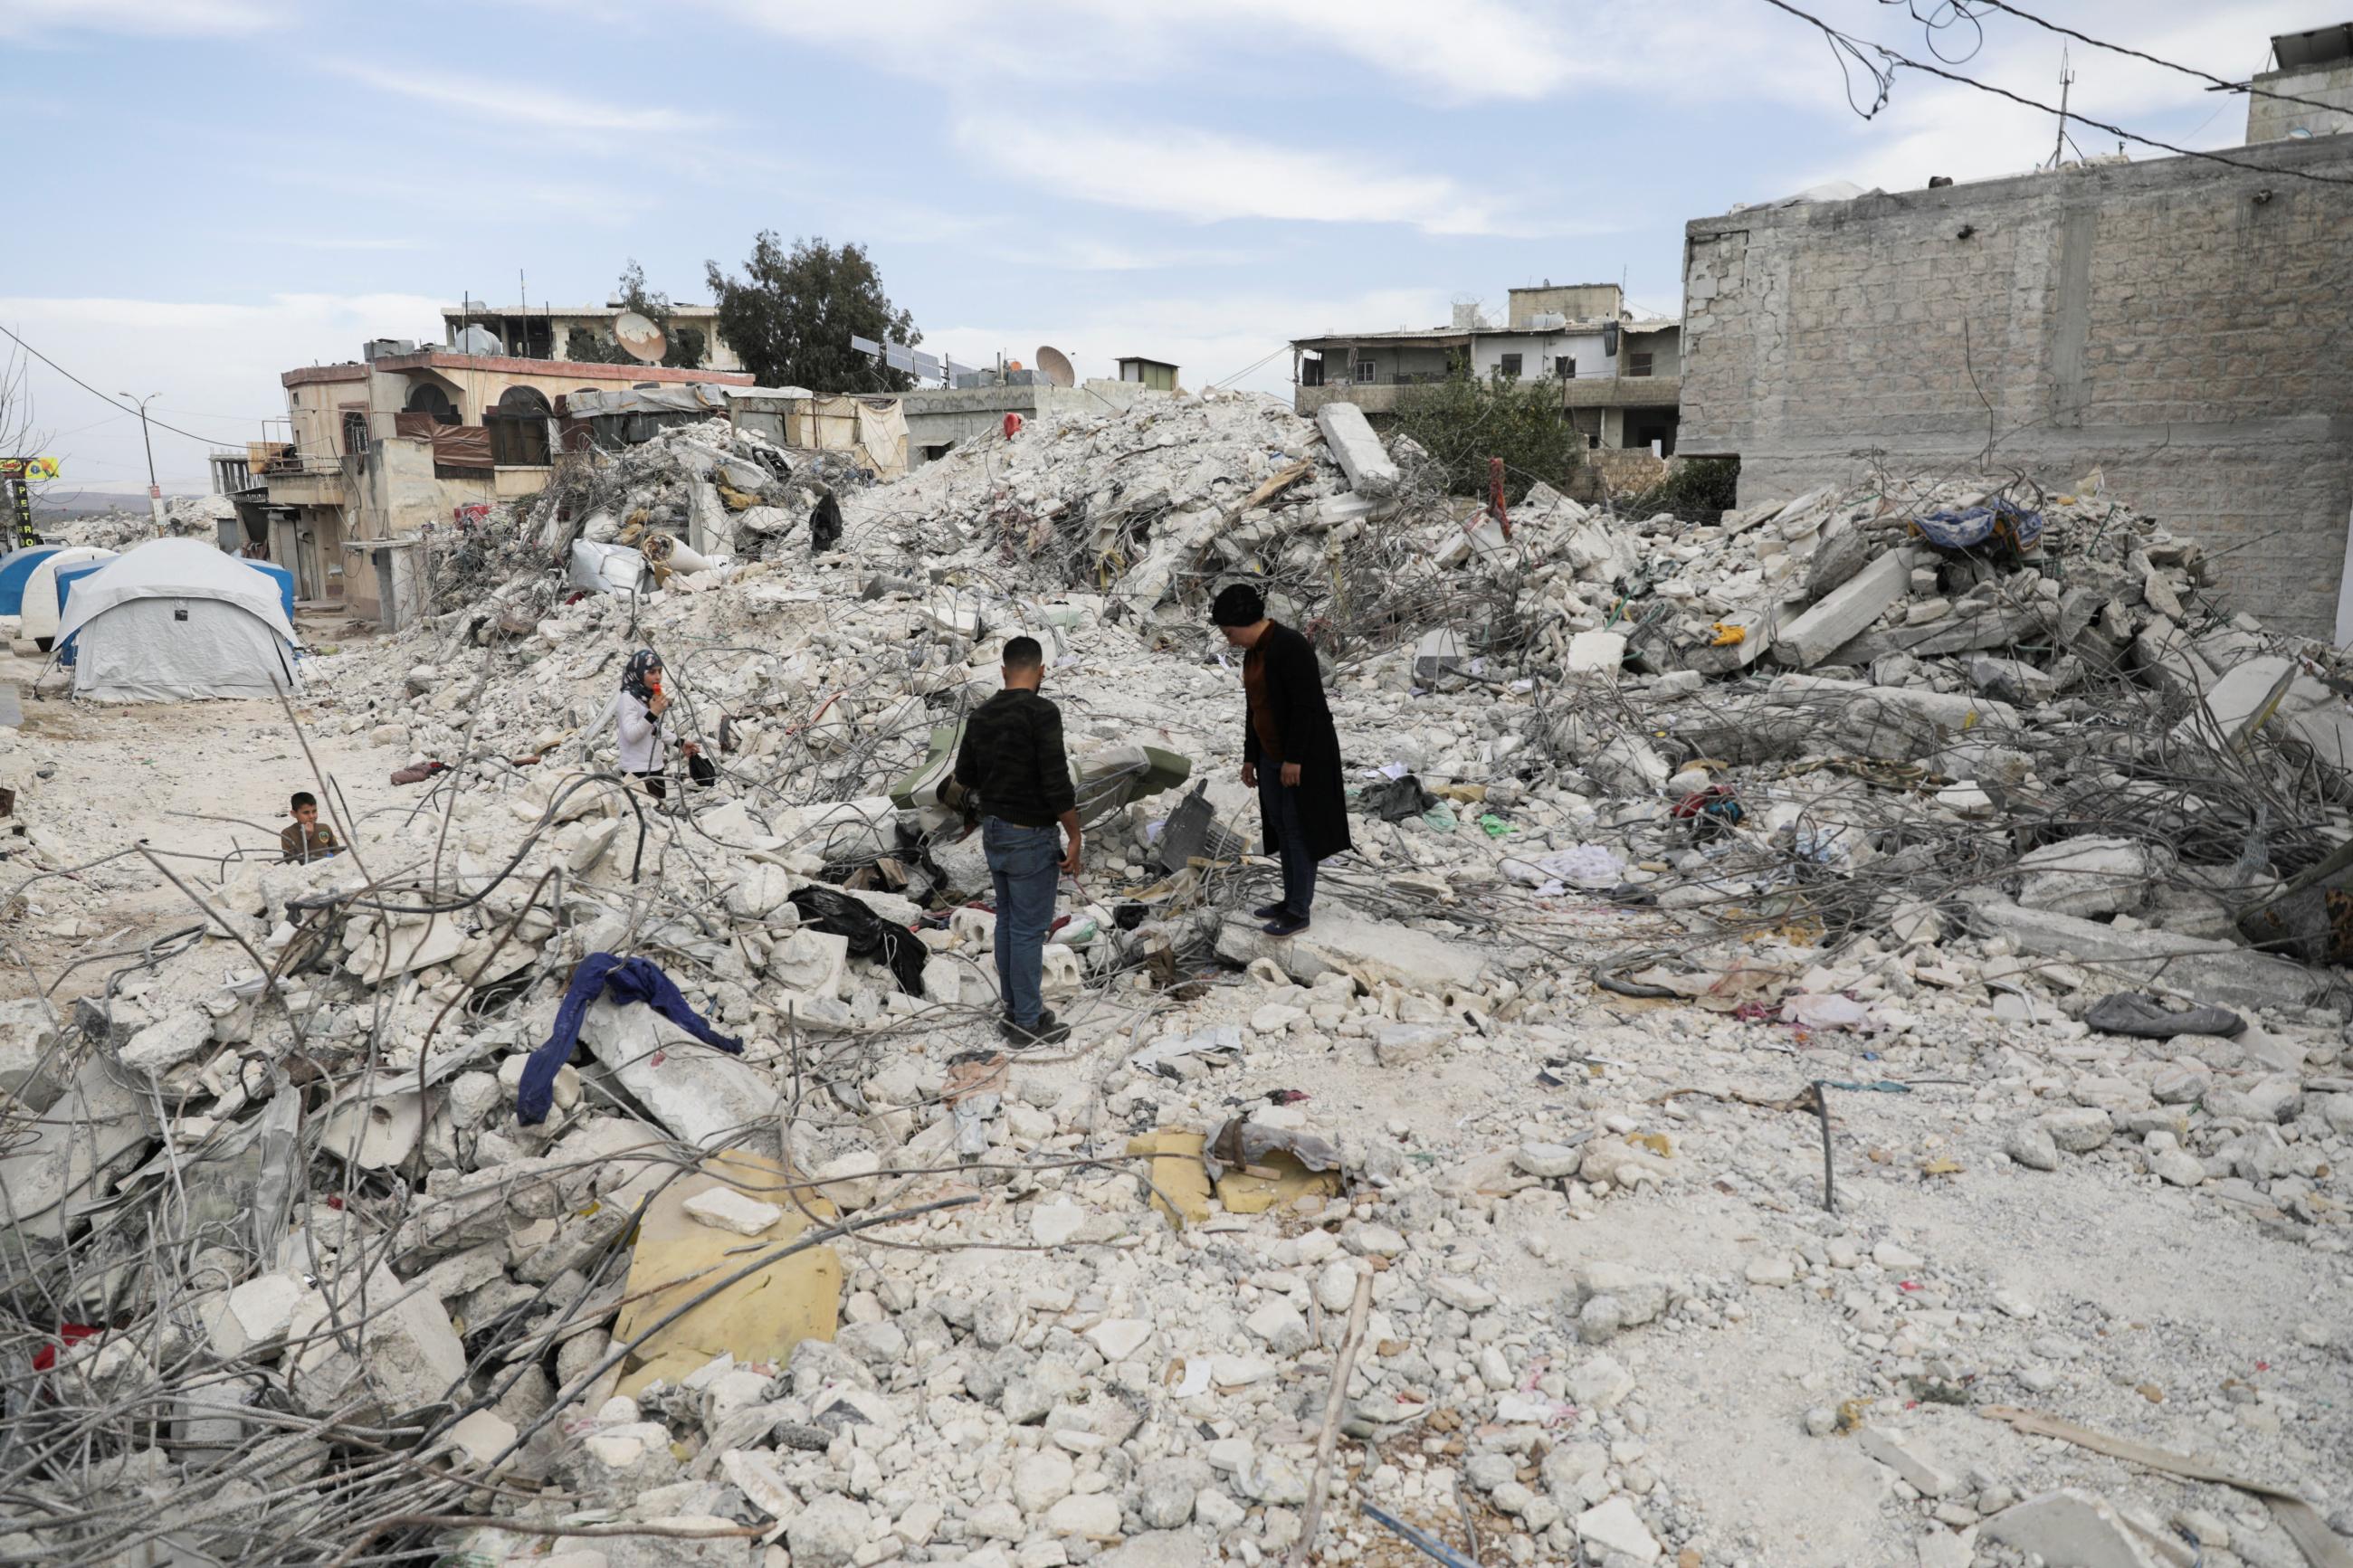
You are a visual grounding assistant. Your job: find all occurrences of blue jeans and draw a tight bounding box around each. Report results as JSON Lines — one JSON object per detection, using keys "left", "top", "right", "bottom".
{"left": 983, "top": 818, "right": 1060, "bottom": 1028}
{"left": 1258, "top": 774, "right": 1317, "bottom": 917}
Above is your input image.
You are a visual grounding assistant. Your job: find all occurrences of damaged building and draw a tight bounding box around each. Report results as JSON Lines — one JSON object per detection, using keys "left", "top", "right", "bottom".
{"left": 235, "top": 342, "right": 755, "bottom": 627}
{"left": 1678, "top": 29, "right": 2353, "bottom": 640}
{"left": 1291, "top": 281, "right": 1681, "bottom": 493}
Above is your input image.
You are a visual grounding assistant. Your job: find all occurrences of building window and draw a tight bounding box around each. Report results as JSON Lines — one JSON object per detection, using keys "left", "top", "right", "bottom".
{"left": 1498, "top": 353, "right": 1522, "bottom": 378}
{"left": 1300, "top": 356, "right": 1324, "bottom": 387}
{"left": 1353, "top": 359, "right": 1376, "bottom": 385}
{"left": 486, "top": 385, "right": 554, "bottom": 466}
{"left": 405, "top": 384, "right": 459, "bottom": 425}
{"left": 1627, "top": 350, "right": 1654, "bottom": 377}
{"left": 340, "top": 411, "right": 368, "bottom": 456}
{"left": 1558, "top": 356, "right": 1576, "bottom": 379}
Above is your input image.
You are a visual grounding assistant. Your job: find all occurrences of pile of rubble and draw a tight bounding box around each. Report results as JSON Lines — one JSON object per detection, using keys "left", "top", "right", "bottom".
{"left": 43, "top": 493, "right": 234, "bottom": 551}
{"left": 3, "top": 392, "right": 2350, "bottom": 1568}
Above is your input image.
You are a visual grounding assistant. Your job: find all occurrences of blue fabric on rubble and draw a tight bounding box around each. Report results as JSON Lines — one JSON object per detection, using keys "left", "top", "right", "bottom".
{"left": 515, "top": 952, "right": 741, "bottom": 1125}
{"left": 1913, "top": 503, "right": 2043, "bottom": 553}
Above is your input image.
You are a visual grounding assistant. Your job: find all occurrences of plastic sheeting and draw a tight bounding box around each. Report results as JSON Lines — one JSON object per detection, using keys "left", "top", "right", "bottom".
{"left": 568, "top": 539, "right": 653, "bottom": 596}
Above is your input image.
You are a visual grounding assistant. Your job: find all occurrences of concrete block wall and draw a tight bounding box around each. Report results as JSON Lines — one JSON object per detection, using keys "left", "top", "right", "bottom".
{"left": 1680, "top": 137, "right": 2353, "bottom": 639}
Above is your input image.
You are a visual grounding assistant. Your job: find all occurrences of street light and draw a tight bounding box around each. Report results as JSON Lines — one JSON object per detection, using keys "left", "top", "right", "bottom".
{"left": 118, "top": 391, "right": 165, "bottom": 532}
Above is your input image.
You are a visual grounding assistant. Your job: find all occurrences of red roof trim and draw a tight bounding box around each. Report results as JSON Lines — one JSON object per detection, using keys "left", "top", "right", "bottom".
{"left": 283, "top": 353, "right": 754, "bottom": 389}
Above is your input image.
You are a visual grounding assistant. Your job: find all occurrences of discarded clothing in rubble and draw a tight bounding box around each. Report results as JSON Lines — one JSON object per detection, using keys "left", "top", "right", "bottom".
{"left": 788, "top": 887, "right": 928, "bottom": 997}
{"left": 1912, "top": 502, "right": 2043, "bottom": 555}
{"left": 2082, "top": 991, "right": 2244, "bottom": 1040}
{"left": 1361, "top": 773, "right": 1435, "bottom": 823}
{"left": 517, "top": 953, "right": 742, "bottom": 1125}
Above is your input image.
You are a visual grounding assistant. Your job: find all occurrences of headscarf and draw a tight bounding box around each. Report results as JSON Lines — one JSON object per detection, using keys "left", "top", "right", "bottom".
{"left": 622, "top": 649, "right": 662, "bottom": 703}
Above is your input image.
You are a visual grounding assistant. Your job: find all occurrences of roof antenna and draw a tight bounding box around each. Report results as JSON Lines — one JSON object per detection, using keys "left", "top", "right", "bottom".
{"left": 2046, "top": 47, "right": 2080, "bottom": 168}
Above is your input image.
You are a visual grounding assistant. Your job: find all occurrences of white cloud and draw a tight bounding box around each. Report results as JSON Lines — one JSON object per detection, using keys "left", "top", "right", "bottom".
{"left": 698, "top": 0, "right": 1580, "bottom": 101}
{"left": 0, "top": 292, "right": 443, "bottom": 492}
{"left": 0, "top": 0, "right": 291, "bottom": 40}
{"left": 959, "top": 118, "right": 1503, "bottom": 234}
{"left": 323, "top": 59, "right": 719, "bottom": 141}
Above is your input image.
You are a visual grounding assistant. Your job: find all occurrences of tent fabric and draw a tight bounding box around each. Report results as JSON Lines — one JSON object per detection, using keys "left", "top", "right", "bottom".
{"left": 0, "top": 546, "right": 63, "bottom": 616}
{"left": 20, "top": 548, "right": 118, "bottom": 644}
{"left": 54, "top": 538, "right": 300, "bottom": 704}
{"left": 56, "top": 538, "right": 295, "bottom": 646}
{"left": 71, "top": 595, "right": 297, "bottom": 702}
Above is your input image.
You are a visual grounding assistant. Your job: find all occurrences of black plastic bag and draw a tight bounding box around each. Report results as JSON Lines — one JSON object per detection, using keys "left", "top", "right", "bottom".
{"left": 789, "top": 886, "right": 927, "bottom": 996}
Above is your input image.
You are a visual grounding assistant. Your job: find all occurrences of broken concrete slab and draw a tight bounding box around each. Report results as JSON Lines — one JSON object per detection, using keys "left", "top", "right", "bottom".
{"left": 345, "top": 915, "right": 469, "bottom": 986}
{"left": 580, "top": 998, "right": 777, "bottom": 1150}
{"left": 2131, "top": 616, "right": 2219, "bottom": 707}
{"left": 2016, "top": 835, "right": 2159, "bottom": 918}
{"left": 1214, "top": 907, "right": 1483, "bottom": 994}
{"left": 319, "top": 1084, "right": 429, "bottom": 1170}
{"left": 1857, "top": 1425, "right": 1961, "bottom": 1497}
{"left": 1981, "top": 1488, "right": 2164, "bottom": 1568}
{"left": 1967, "top": 898, "right": 2338, "bottom": 1016}
{"left": 287, "top": 1264, "right": 468, "bottom": 1423}
{"left": 0, "top": 996, "right": 67, "bottom": 1107}
{"left": 0, "top": 1050, "right": 150, "bottom": 1242}
{"left": 1313, "top": 402, "right": 1398, "bottom": 495}
{"left": 1771, "top": 549, "right": 1912, "bottom": 669}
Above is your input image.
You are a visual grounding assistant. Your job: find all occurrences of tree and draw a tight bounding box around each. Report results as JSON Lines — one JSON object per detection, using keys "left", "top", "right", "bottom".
{"left": 704, "top": 233, "right": 918, "bottom": 392}
{"left": 1392, "top": 373, "right": 1585, "bottom": 504}
{"left": 567, "top": 261, "right": 707, "bottom": 370}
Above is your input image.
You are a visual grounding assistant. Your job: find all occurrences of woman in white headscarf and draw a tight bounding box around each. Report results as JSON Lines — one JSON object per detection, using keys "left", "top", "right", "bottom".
{"left": 616, "top": 648, "right": 700, "bottom": 799}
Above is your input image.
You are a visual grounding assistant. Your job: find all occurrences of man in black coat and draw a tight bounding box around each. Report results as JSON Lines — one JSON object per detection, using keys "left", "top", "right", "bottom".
{"left": 1211, "top": 583, "right": 1351, "bottom": 935}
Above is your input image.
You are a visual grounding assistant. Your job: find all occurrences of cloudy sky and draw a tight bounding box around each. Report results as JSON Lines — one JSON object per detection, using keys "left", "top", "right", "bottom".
{"left": 0, "top": 0, "right": 2315, "bottom": 497}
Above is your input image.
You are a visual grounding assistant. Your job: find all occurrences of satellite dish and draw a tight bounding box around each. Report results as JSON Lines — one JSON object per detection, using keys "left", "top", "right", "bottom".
{"left": 1035, "top": 346, "right": 1076, "bottom": 388}
{"left": 614, "top": 311, "right": 667, "bottom": 364}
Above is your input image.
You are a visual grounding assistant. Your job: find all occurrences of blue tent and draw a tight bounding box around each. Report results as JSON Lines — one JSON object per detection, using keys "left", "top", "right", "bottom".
{"left": 244, "top": 560, "right": 295, "bottom": 622}
{"left": 53, "top": 562, "right": 112, "bottom": 666}
{"left": 0, "top": 546, "right": 62, "bottom": 616}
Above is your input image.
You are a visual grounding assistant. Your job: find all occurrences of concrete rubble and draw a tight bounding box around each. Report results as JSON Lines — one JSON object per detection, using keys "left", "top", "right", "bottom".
{"left": 2, "top": 392, "right": 2349, "bottom": 1568}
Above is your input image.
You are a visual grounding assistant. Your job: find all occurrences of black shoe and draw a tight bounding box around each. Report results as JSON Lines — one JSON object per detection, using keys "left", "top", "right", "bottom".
{"left": 1002, "top": 1014, "right": 1071, "bottom": 1046}
{"left": 1252, "top": 903, "right": 1287, "bottom": 920}
{"left": 997, "top": 1007, "right": 1057, "bottom": 1038}
{"left": 1262, "top": 911, "right": 1310, "bottom": 936}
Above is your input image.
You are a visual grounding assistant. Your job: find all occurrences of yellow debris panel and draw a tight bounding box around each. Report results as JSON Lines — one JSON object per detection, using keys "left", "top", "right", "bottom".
{"left": 614, "top": 1150, "right": 840, "bottom": 1397}
{"left": 1214, "top": 1150, "right": 1343, "bottom": 1215}
{"left": 1125, "top": 1129, "right": 1214, "bottom": 1229}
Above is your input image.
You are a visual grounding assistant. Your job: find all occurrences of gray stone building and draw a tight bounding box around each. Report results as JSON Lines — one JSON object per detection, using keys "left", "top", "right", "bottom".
{"left": 2247, "top": 22, "right": 2353, "bottom": 143}
{"left": 1678, "top": 100, "right": 2353, "bottom": 639}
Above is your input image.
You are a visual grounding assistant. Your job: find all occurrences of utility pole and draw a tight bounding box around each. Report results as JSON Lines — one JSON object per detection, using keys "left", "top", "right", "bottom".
{"left": 119, "top": 391, "right": 165, "bottom": 531}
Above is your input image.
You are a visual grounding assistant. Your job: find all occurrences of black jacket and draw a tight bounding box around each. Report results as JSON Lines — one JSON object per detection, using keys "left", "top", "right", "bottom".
{"left": 1244, "top": 622, "right": 1353, "bottom": 863}
{"left": 954, "top": 689, "right": 1075, "bottom": 829}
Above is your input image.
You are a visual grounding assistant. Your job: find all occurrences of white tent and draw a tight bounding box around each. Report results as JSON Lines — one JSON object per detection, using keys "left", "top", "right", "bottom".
{"left": 54, "top": 538, "right": 299, "bottom": 702}
{"left": 18, "top": 546, "right": 118, "bottom": 648}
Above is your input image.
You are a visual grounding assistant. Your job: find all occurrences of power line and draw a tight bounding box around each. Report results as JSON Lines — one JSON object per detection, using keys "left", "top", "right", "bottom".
{"left": 1758, "top": 0, "right": 2353, "bottom": 186}
{"left": 1928, "top": 0, "right": 2353, "bottom": 123}
{"left": 0, "top": 322, "right": 271, "bottom": 448}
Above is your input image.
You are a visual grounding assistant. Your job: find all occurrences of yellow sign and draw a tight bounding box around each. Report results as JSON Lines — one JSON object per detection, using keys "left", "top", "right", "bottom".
{"left": 0, "top": 457, "right": 58, "bottom": 480}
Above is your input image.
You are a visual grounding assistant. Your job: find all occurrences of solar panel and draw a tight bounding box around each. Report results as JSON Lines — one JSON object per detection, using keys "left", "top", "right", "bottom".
{"left": 884, "top": 345, "right": 915, "bottom": 371}
{"left": 849, "top": 335, "right": 882, "bottom": 356}
{"left": 911, "top": 351, "right": 941, "bottom": 377}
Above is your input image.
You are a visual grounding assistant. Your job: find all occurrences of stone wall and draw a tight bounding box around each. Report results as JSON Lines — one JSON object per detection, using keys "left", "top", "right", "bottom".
{"left": 2246, "top": 61, "right": 2353, "bottom": 143}
{"left": 1680, "top": 137, "right": 2353, "bottom": 638}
